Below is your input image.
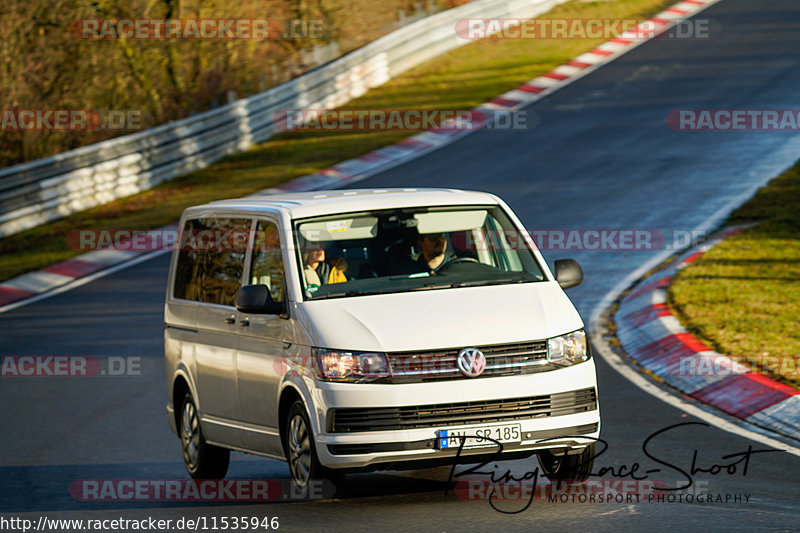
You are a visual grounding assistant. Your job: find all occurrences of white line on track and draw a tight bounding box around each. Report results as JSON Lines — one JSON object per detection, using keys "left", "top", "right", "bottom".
{"left": 0, "top": 249, "right": 170, "bottom": 315}
{"left": 589, "top": 175, "right": 800, "bottom": 458}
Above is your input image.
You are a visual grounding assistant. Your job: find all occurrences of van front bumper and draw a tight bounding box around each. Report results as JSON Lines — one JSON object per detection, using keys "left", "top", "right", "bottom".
{"left": 309, "top": 360, "right": 600, "bottom": 470}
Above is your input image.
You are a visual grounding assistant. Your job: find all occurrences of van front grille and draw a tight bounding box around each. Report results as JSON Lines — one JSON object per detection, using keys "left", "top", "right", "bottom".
{"left": 384, "top": 341, "right": 551, "bottom": 383}
{"left": 328, "top": 387, "right": 597, "bottom": 433}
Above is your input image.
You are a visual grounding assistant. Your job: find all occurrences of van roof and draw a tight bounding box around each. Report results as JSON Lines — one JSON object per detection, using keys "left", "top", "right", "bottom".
{"left": 187, "top": 188, "right": 501, "bottom": 219}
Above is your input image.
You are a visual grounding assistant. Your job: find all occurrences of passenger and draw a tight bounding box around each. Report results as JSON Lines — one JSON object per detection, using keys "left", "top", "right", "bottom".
{"left": 303, "top": 244, "right": 348, "bottom": 287}
{"left": 302, "top": 245, "right": 325, "bottom": 290}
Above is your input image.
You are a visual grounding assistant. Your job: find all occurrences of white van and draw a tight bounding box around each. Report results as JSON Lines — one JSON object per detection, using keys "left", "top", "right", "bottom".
{"left": 164, "top": 188, "right": 599, "bottom": 489}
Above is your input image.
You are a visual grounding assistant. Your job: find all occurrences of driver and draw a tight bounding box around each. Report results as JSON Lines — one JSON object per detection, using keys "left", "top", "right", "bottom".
{"left": 415, "top": 232, "right": 453, "bottom": 274}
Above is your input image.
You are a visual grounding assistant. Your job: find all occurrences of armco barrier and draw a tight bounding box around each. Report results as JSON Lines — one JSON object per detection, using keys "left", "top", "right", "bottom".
{"left": 0, "top": 0, "right": 565, "bottom": 238}
{"left": 0, "top": 0, "right": 724, "bottom": 311}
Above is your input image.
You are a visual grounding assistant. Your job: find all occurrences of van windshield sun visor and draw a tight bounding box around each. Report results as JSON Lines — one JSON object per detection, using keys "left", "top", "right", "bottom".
{"left": 414, "top": 210, "right": 488, "bottom": 234}
{"left": 299, "top": 216, "right": 379, "bottom": 241}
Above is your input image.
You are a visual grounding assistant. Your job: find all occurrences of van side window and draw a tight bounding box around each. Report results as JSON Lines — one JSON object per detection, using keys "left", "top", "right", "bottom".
{"left": 250, "top": 220, "right": 285, "bottom": 302}
{"left": 173, "top": 217, "right": 250, "bottom": 306}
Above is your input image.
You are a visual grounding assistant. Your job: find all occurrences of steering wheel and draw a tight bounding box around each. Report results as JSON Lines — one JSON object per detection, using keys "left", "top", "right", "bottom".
{"left": 437, "top": 257, "right": 480, "bottom": 272}
{"left": 447, "top": 257, "right": 480, "bottom": 265}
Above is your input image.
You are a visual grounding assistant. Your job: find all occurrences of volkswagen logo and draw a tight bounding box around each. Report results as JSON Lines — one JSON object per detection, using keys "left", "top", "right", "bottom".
{"left": 457, "top": 348, "right": 486, "bottom": 378}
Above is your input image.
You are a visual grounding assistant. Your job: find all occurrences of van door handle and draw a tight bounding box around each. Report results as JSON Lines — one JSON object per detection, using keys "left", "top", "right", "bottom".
{"left": 225, "top": 316, "right": 235, "bottom": 324}
{"left": 239, "top": 318, "right": 250, "bottom": 327}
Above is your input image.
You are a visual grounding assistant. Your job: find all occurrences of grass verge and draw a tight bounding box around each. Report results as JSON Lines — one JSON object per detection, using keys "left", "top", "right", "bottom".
{"left": 0, "top": 0, "right": 679, "bottom": 282}
{"left": 670, "top": 162, "right": 800, "bottom": 388}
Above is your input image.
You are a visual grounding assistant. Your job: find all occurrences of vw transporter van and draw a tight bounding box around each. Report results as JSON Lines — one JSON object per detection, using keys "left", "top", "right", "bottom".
{"left": 164, "top": 188, "right": 600, "bottom": 489}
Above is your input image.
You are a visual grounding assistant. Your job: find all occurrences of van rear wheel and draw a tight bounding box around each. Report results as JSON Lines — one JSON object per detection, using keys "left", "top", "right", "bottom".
{"left": 538, "top": 443, "right": 595, "bottom": 482}
{"left": 179, "top": 392, "right": 230, "bottom": 479}
{"left": 284, "top": 400, "right": 344, "bottom": 494}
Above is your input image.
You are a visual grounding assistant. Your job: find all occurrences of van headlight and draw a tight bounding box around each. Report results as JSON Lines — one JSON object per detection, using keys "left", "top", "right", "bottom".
{"left": 313, "top": 348, "right": 390, "bottom": 382}
{"left": 547, "top": 329, "right": 589, "bottom": 364}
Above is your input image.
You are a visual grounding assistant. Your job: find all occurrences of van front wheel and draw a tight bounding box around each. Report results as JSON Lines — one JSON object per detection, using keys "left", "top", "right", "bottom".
{"left": 537, "top": 443, "right": 595, "bottom": 482}
{"left": 284, "top": 400, "right": 344, "bottom": 492}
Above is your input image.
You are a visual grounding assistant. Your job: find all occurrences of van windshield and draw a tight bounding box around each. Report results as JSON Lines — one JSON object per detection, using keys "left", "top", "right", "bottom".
{"left": 293, "top": 205, "right": 545, "bottom": 300}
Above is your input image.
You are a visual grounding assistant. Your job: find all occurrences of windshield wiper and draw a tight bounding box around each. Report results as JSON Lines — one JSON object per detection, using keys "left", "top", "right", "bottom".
{"left": 417, "top": 278, "right": 526, "bottom": 290}
{"left": 312, "top": 288, "right": 407, "bottom": 300}
{"left": 311, "top": 290, "right": 374, "bottom": 300}
{"left": 312, "top": 278, "right": 535, "bottom": 299}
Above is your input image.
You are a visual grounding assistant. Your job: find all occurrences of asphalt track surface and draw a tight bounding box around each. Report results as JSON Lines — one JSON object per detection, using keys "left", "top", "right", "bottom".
{"left": 2, "top": 0, "right": 800, "bottom": 531}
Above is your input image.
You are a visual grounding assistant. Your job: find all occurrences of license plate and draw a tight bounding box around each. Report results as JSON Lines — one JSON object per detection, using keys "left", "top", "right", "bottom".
{"left": 436, "top": 423, "right": 521, "bottom": 450}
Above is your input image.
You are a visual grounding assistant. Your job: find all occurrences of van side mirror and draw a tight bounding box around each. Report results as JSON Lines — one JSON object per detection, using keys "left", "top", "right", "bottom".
{"left": 554, "top": 259, "right": 583, "bottom": 290}
{"left": 236, "top": 285, "right": 283, "bottom": 315}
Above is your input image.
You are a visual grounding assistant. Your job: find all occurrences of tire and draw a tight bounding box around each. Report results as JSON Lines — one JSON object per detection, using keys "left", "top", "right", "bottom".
{"left": 537, "top": 443, "right": 595, "bottom": 482}
{"left": 179, "top": 392, "right": 230, "bottom": 479}
{"left": 284, "top": 400, "right": 344, "bottom": 494}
